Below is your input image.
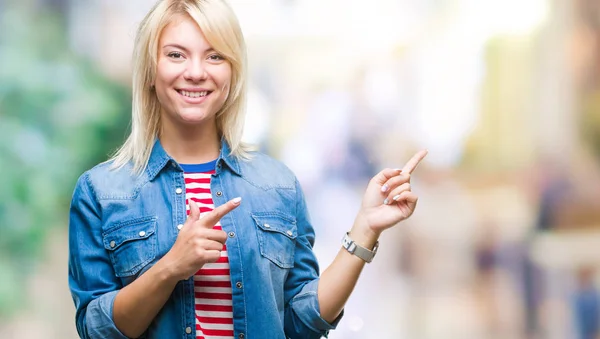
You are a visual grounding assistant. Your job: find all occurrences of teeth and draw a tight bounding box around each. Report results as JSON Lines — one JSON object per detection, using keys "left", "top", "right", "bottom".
{"left": 180, "top": 90, "right": 208, "bottom": 98}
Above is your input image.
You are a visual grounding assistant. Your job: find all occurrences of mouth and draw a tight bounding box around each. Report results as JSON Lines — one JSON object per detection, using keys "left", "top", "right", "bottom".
{"left": 176, "top": 89, "right": 212, "bottom": 98}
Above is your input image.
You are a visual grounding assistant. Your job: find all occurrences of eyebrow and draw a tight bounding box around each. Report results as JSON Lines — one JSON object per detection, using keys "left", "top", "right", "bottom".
{"left": 162, "top": 43, "right": 215, "bottom": 54}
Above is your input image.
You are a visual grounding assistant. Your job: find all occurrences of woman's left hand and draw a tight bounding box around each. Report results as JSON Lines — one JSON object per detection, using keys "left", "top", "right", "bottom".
{"left": 352, "top": 150, "right": 428, "bottom": 242}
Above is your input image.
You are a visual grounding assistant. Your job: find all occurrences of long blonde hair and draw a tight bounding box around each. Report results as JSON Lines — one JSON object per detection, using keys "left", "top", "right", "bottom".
{"left": 111, "top": 0, "right": 251, "bottom": 173}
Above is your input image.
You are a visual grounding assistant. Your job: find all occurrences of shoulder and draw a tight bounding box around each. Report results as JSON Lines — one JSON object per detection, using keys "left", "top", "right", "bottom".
{"left": 77, "top": 160, "right": 148, "bottom": 200}
{"left": 237, "top": 151, "right": 297, "bottom": 190}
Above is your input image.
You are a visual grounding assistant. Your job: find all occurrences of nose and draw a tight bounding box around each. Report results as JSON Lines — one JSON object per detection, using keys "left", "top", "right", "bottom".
{"left": 183, "top": 58, "right": 208, "bottom": 82}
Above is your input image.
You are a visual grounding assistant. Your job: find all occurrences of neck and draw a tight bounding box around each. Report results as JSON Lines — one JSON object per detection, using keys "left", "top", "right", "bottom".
{"left": 159, "top": 119, "right": 221, "bottom": 164}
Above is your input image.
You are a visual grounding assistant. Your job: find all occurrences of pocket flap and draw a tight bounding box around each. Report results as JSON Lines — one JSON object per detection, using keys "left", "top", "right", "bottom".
{"left": 251, "top": 213, "right": 297, "bottom": 240}
{"left": 103, "top": 217, "right": 157, "bottom": 251}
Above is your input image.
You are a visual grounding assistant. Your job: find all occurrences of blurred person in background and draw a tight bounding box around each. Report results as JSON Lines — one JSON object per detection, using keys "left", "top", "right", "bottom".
{"left": 67, "top": 1, "right": 427, "bottom": 339}
{"left": 572, "top": 266, "right": 599, "bottom": 339}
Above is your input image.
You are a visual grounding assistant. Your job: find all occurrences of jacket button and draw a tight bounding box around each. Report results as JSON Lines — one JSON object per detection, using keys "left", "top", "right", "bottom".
{"left": 286, "top": 230, "right": 293, "bottom": 236}
{"left": 238, "top": 334, "right": 244, "bottom": 339}
{"left": 236, "top": 282, "right": 243, "bottom": 289}
{"left": 175, "top": 188, "right": 183, "bottom": 194}
{"left": 216, "top": 191, "right": 222, "bottom": 196}
{"left": 228, "top": 232, "right": 235, "bottom": 238}
{"left": 177, "top": 224, "right": 183, "bottom": 230}
{"left": 139, "top": 231, "right": 146, "bottom": 237}
{"left": 109, "top": 241, "right": 116, "bottom": 248}
{"left": 185, "top": 326, "right": 192, "bottom": 334}
{"left": 264, "top": 223, "right": 270, "bottom": 228}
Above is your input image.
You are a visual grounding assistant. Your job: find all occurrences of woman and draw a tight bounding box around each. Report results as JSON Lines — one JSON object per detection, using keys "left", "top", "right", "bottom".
{"left": 68, "top": 0, "right": 427, "bottom": 338}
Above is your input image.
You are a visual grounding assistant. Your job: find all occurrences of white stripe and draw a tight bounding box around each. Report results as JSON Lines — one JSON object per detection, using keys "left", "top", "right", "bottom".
{"left": 195, "top": 330, "right": 234, "bottom": 339}
{"left": 195, "top": 298, "right": 233, "bottom": 306}
{"left": 198, "top": 263, "right": 230, "bottom": 270}
{"left": 185, "top": 183, "right": 212, "bottom": 190}
{"left": 193, "top": 286, "right": 232, "bottom": 293}
{"left": 186, "top": 205, "right": 217, "bottom": 212}
{"left": 195, "top": 275, "right": 230, "bottom": 281}
{"left": 185, "top": 192, "right": 213, "bottom": 200}
{"left": 185, "top": 173, "right": 212, "bottom": 179}
{"left": 196, "top": 310, "right": 234, "bottom": 318}
{"left": 198, "top": 323, "right": 234, "bottom": 330}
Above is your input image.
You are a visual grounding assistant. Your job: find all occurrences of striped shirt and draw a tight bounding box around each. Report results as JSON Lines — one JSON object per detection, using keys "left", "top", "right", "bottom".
{"left": 181, "top": 162, "right": 234, "bottom": 339}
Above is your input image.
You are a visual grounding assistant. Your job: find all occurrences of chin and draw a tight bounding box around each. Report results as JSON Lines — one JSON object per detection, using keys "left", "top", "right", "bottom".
{"left": 178, "top": 110, "right": 214, "bottom": 124}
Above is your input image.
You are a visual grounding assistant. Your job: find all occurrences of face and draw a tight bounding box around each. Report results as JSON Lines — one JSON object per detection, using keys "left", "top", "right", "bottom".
{"left": 154, "top": 15, "right": 232, "bottom": 130}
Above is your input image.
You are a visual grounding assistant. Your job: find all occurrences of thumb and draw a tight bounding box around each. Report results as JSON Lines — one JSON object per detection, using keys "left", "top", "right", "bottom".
{"left": 188, "top": 199, "right": 201, "bottom": 222}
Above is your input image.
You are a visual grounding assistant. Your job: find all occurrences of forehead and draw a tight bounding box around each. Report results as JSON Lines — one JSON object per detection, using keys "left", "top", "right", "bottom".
{"left": 159, "top": 14, "right": 210, "bottom": 48}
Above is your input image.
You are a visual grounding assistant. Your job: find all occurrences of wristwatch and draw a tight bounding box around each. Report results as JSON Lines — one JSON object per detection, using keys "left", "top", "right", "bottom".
{"left": 341, "top": 232, "right": 379, "bottom": 263}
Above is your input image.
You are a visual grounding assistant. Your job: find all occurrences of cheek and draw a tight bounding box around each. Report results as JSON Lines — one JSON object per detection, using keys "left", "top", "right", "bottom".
{"left": 155, "top": 63, "right": 181, "bottom": 102}
{"left": 216, "top": 68, "right": 233, "bottom": 98}
{"left": 156, "top": 61, "right": 181, "bottom": 86}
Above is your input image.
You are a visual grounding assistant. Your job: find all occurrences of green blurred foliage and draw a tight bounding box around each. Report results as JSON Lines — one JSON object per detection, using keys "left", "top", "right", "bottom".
{"left": 0, "top": 4, "right": 131, "bottom": 317}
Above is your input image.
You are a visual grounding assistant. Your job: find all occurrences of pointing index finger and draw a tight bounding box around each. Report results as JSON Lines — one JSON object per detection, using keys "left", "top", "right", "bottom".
{"left": 198, "top": 197, "right": 242, "bottom": 228}
{"left": 401, "top": 150, "right": 428, "bottom": 174}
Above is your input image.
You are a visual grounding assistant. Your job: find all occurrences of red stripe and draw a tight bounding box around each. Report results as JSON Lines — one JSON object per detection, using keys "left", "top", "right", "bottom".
{"left": 195, "top": 292, "right": 232, "bottom": 300}
{"left": 185, "top": 177, "right": 211, "bottom": 184}
{"left": 186, "top": 207, "right": 215, "bottom": 215}
{"left": 197, "top": 268, "right": 230, "bottom": 276}
{"left": 196, "top": 316, "right": 234, "bottom": 324}
{"left": 195, "top": 304, "right": 233, "bottom": 312}
{"left": 214, "top": 255, "right": 228, "bottom": 263}
{"left": 186, "top": 187, "right": 212, "bottom": 194}
{"left": 195, "top": 280, "right": 231, "bottom": 287}
{"left": 189, "top": 198, "right": 214, "bottom": 205}
{"left": 192, "top": 256, "right": 229, "bottom": 270}
{"left": 196, "top": 326, "right": 234, "bottom": 336}
{"left": 185, "top": 207, "right": 214, "bottom": 214}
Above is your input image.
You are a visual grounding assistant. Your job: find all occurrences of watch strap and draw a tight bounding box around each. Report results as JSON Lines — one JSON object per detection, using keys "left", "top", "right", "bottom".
{"left": 341, "top": 232, "right": 378, "bottom": 263}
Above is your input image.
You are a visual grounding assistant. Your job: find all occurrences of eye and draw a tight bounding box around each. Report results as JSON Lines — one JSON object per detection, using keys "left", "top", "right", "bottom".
{"left": 167, "top": 51, "right": 184, "bottom": 59}
{"left": 208, "top": 54, "right": 225, "bottom": 61}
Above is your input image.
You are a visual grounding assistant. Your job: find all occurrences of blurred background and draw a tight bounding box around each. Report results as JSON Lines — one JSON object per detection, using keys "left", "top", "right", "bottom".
{"left": 1, "top": 0, "right": 600, "bottom": 338}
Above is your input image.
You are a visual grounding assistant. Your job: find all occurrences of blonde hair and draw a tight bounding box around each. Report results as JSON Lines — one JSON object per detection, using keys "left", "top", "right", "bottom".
{"left": 111, "top": 0, "right": 252, "bottom": 173}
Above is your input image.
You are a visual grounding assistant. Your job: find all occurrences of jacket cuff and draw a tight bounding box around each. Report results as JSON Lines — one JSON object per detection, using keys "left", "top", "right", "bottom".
{"left": 85, "top": 290, "right": 129, "bottom": 339}
{"left": 290, "top": 279, "right": 344, "bottom": 335}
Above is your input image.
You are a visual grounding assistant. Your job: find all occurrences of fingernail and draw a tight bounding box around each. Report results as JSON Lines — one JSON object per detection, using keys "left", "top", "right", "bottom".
{"left": 383, "top": 198, "right": 389, "bottom": 205}
{"left": 232, "top": 197, "right": 242, "bottom": 204}
{"left": 393, "top": 195, "right": 401, "bottom": 201}
{"left": 394, "top": 168, "right": 402, "bottom": 172}
{"left": 381, "top": 184, "right": 389, "bottom": 192}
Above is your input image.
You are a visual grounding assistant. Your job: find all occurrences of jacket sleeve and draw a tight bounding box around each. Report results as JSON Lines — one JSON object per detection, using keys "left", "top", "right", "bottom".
{"left": 283, "top": 178, "right": 343, "bottom": 339}
{"left": 68, "top": 172, "right": 129, "bottom": 339}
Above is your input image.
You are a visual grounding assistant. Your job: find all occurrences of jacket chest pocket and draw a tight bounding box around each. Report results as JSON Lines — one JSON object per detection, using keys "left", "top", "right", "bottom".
{"left": 103, "top": 216, "right": 158, "bottom": 277}
{"left": 251, "top": 212, "right": 297, "bottom": 269}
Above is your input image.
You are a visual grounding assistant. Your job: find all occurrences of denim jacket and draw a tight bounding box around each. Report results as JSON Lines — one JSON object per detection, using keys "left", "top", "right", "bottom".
{"left": 68, "top": 140, "right": 341, "bottom": 339}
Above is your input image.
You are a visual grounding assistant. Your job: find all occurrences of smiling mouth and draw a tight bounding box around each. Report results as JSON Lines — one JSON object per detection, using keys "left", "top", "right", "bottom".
{"left": 177, "top": 90, "right": 211, "bottom": 98}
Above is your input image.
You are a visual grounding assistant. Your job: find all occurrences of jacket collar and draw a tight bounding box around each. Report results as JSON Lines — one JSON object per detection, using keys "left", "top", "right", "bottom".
{"left": 146, "top": 138, "right": 241, "bottom": 180}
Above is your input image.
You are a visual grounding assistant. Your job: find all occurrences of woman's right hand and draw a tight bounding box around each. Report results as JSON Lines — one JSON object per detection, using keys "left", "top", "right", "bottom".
{"left": 163, "top": 197, "right": 241, "bottom": 281}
